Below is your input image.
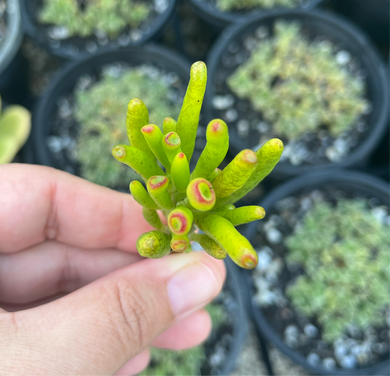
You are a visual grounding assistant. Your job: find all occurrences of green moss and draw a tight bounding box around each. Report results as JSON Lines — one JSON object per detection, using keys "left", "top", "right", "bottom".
{"left": 286, "top": 199, "right": 390, "bottom": 342}
{"left": 74, "top": 66, "right": 181, "bottom": 188}
{"left": 141, "top": 303, "right": 227, "bottom": 375}
{"left": 228, "top": 21, "right": 368, "bottom": 141}
{"left": 216, "top": 0, "right": 299, "bottom": 11}
{"left": 39, "top": 0, "right": 150, "bottom": 38}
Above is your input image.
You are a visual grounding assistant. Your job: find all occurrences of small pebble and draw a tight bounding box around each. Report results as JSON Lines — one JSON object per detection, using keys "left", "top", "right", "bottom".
{"left": 266, "top": 228, "right": 282, "bottom": 244}
{"left": 323, "top": 358, "right": 336, "bottom": 370}
{"left": 372, "top": 207, "right": 387, "bottom": 224}
{"left": 336, "top": 50, "right": 351, "bottom": 65}
{"left": 335, "top": 344, "right": 348, "bottom": 359}
{"left": 340, "top": 355, "right": 357, "bottom": 369}
{"left": 225, "top": 108, "right": 238, "bottom": 122}
{"left": 256, "top": 250, "right": 272, "bottom": 272}
{"left": 255, "top": 26, "right": 269, "bottom": 39}
{"left": 237, "top": 119, "right": 250, "bottom": 138}
{"left": 48, "top": 26, "right": 70, "bottom": 40}
{"left": 304, "top": 324, "right": 318, "bottom": 338}
{"left": 307, "top": 352, "right": 321, "bottom": 366}
{"left": 212, "top": 95, "right": 234, "bottom": 110}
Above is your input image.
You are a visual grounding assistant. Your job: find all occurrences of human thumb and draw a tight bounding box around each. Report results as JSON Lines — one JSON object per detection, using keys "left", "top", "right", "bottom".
{"left": 0, "top": 252, "right": 225, "bottom": 375}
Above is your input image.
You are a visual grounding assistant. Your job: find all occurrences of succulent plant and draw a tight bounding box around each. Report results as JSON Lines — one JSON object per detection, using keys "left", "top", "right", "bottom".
{"left": 74, "top": 66, "right": 181, "bottom": 188}
{"left": 39, "top": 0, "right": 150, "bottom": 38}
{"left": 286, "top": 199, "right": 390, "bottom": 342}
{"left": 227, "top": 21, "right": 368, "bottom": 141}
{"left": 216, "top": 0, "right": 299, "bottom": 11}
{"left": 0, "top": 96, "right": 31, "bottom": 164}
{"left": 112, "top": 61, "right": 283, "bottom": 269}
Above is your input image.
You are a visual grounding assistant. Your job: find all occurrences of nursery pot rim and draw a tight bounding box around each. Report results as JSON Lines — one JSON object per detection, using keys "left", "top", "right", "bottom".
{"left": 243, "top": 169, "right": 390, "bottom": 376}
{"left": 205, "top": 8, "right": 389, "bottom": 179}
{"left": 0, "top": 0, "right": 23, "bottom": 74}
{"left": 32, "top": 44, "right": 191, "bottom": 169}
{"left": 19, "top": 0, "right": 177, "bottom": 60}
{"left": 187, "top": 0, "right": 324, "bottom": 29}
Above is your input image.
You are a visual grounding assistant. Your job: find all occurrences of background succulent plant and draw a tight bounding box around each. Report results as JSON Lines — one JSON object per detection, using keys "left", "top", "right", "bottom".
{"left": 286, "top": 199, "right": 390, "bottom": 342}
{"left": 0, "top": 96, "right": 31, "bottom": 164}
{"left": 216, "top": 0, "right": 300, "bottom": 11}
{"left": 39, "top": 0, "right": 150, "bottom": 38}
{"left": 112, "top": 61, "right": 284, "bottom": 269}
{"left": 227, "top": 21, "right": 368, "bottom": 141}
{"left": 74, "top": 66, "right": 182, "bottom": 188}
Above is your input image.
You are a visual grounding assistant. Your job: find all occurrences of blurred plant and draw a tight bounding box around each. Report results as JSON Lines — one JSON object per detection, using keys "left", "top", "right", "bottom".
{"left": 0, "top": 96, "right": 31, "bottom": 164}
{"left": 216, "top": 0, "right": 299, "bottom": 11}
{"left": 286, "top": 199, "right": 390, "bottom": 342}
{"left": 112, "top": 61, "right": 284, "bottom": 268}
{"left": 74, "top": 66, "right": 181, "bottom": 188}
{"left": 39, "top": 0, "right": 150, "bottom": 38}
{"left": 141, "top": 304, "right": 227, "bottom": 376}
{"left": 228, "top": 21, "right": 368, "bottom": 141}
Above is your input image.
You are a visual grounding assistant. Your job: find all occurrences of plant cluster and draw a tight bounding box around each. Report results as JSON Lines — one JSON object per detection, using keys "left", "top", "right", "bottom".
{"left": 141, "top": 304, "right": 226, "bottom": 376}
{"left": 216, "top": 0, "right": 299, "bottom": 11}
{"left": 74, "top": 66, "right": 181, "bottom": 188}
{"left": 227, "top": 21, "right": 368, "bottom": 141}
{"left": 112, "top": 61, "right": 284, "bottom": 269}
{"left": 286, "top": 199, "right": 390, "bottom": 342}
{"left": 0, "top": 96, "right": 31, "bottom": 164}
{"left": 39, "top": 0, "right": 150, "bottom": 38}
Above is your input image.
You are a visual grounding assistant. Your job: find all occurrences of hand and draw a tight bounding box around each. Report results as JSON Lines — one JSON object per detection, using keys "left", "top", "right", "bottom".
{"left": 0, "top": 164, "right": 226, "bottom": 375}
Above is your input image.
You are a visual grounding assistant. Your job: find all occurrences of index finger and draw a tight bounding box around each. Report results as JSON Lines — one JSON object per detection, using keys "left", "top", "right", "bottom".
{"left": 0, "top": 164, "right": 153, "bottom": 253}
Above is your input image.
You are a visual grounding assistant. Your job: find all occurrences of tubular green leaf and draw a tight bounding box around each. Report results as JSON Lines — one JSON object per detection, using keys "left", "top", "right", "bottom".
{"left": 142, "top": 207, "right": 165, "bottom": 231}
{"left": 171, "top": 152, "right": 190, "bottom": 193}
{"left": 176, "top": 61, "right": 207, "bottom": 162}
{"left": 141, "top": 124, "right": 170, "bottom": 170}
{"left": 171, "top": 234, "right": 190, "bottom": 253}
{"left": 126, "top": 98, "right": 154, "bottom": 160}
{"left": 112, "top": 144, "right": 165, "bottom": 180}
{"left": 130, "top": 181, "right": 159, "bottom": 209}
{"left": 218, "top": 139, "right": 284, "bottom": 206}
{"left": 195, "top": 214, "right": 258, "bottom": 269}
{"left": 162, "top": 131, "right": 182, "bottom": 164}
{"left": 213, "top": 149, "right": 258, "bottom": 198}
{"left": 190, "top": 233, "right": 227, "bottom": 260}
{"left": 136, "top": 231, "right": 171, "bottom": 259}
{"left": 192, "top": 119, "right": 229, "bottom": 179}
{"left": 168, "top": 206, "right": 193, "bottom": 235}
{"left": 163, "top": 117, "right": 177, "bottom": 134}
{"left": 187, "top": 178, "right": 216, "bottom": 211}
{"left": 218, "top": 206, "right": 265, "bottom": 226}
{"left": 147, "top": 176, "right": 174, "bottom": 210}
{"left": 207, "top": 168, "right": 221, "bottom": 183}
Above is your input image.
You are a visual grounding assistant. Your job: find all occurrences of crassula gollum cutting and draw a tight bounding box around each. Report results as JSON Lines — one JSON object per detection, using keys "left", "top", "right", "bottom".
{"left": 112, "top": 61, "right": 283, "bottom": 269}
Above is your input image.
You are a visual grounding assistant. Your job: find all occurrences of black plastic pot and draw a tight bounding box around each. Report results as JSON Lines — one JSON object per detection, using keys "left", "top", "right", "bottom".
{"left": 243, "top": 169, "right": 390, "bottom": 375}
{"left": 330, "top": 0, "right": 389, "bottom": 46}
{"left": 206, "top": 9, "right": 389, "bottom": 180}
{"left": 0, "top": 0, "right": 26, "bottom": 103}
{"left": 32, "top": 44, "right": 191, "bottom": 171}
{"left": 188, "top": 0, "right": 324, "bottom": 30}
{"left": 20, "top": 0, "right": 177, "bottom": 60}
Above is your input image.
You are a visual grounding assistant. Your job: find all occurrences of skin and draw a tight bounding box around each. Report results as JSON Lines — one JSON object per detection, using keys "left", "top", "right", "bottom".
{"left": 0, "top": 164, "right": 226, "bottom": 375}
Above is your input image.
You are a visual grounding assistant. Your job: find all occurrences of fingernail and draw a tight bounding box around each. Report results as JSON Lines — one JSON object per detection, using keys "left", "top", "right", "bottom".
{"left": 167, "top": 262, "right": 218, "bottom": 316}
